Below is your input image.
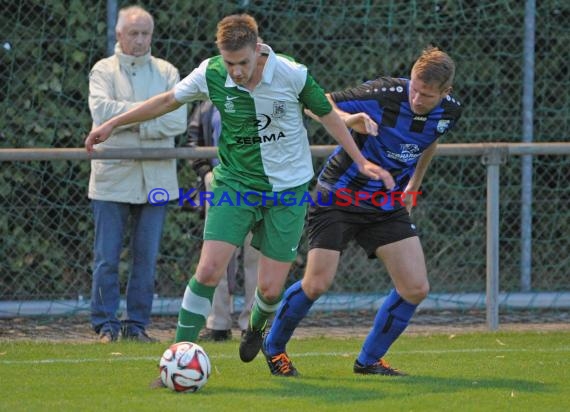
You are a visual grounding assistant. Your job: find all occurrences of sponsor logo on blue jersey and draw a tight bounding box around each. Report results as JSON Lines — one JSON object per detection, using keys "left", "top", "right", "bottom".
{"left": 437, "top": 119, "right": 451, "bottom": 133}
{"left": 386, "top": 144, "right": 421, "bottom": 162}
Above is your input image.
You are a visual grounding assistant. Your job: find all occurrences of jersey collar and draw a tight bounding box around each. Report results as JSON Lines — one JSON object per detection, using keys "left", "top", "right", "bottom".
{"left": 259, "top": 43, "right": 276, "bottom": 84}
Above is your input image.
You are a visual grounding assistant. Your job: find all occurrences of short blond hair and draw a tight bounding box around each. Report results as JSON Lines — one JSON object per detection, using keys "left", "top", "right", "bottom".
{"left": 216, "top": 14, "right": 258, "bottom": 52}
{"left": 411, "top": 46, "right": 455, "bottom": 90}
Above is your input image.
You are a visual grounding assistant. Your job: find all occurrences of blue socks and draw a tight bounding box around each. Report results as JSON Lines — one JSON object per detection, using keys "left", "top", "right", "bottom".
{"left": 265, "top": 284, "right": 417, "bottom": 364}
{"left": 264, "top": 281, "right": 314, "bottom": 355}
{"left": 357, "top": 288, "right": 417, "bottom": 365}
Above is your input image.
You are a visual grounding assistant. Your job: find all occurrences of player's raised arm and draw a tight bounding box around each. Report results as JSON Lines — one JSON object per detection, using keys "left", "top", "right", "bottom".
{"left": 318, "top": 110, "right": 394, "bottom": 189}
{"left": 85, "top": 89, "right": 183, "bottom": 152}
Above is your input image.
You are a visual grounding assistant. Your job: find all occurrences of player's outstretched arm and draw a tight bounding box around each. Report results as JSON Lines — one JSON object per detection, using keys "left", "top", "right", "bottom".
{"left": 319, "top": 110, "right": 394, "bottom": 189}
{"left": 85, "top": 90, "right": 183, "bottom": 153}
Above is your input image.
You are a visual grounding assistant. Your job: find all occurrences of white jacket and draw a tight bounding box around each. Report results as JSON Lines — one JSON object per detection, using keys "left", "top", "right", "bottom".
{"left": 88, "top": 44, "right": 187, "bottom": 203}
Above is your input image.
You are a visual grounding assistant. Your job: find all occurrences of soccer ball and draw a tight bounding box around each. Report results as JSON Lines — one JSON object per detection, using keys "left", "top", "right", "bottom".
{"left": 159, "top": 341, "right": 211, "bottom": 393}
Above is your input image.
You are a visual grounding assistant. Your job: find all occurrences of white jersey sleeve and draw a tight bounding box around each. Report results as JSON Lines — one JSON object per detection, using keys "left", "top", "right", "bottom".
{"left": 173, "top": 59, "right": 210, "bottom": 103}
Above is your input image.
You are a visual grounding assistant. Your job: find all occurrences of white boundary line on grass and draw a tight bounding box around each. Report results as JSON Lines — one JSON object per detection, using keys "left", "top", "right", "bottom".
{"left": 2, "top": 346, "right": 570, "bottom": 365}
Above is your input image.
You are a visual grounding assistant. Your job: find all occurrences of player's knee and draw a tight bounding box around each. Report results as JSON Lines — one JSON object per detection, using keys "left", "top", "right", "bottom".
{"left": 417, "top": 282, "right": 430, "bottom": 300}
{"left": 301, "top": 279, "right": 332, "bottom": 300}
{"left": 401, "top": 281, "right": 429, "bottom": 305}
{"left": 256, "top": 285, "right": 281, "bottom": 302}
{"left": 195, "top": 262, "right": 226, "bottom": 285}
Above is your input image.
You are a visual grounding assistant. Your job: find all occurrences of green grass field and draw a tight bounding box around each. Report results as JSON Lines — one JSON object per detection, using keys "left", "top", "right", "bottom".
{"left": 1, "top": 330, "right": 569, "bottom": 412}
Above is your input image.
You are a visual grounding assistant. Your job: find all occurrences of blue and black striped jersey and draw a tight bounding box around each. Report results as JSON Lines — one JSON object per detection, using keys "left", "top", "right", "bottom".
{"left": 318, "top": 76, "right": 463, "bottom": 210}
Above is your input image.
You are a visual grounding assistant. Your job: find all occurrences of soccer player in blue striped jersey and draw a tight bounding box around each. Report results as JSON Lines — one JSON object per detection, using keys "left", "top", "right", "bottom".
{"left": 262, "top": 46, "right": 463, "bottom": 376}
{"left": 85, "top": 13, "right": 394, "bottom": 371}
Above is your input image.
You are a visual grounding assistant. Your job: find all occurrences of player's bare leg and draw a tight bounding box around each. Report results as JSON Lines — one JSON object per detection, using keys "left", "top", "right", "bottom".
{"left": 301, "top": 248, "right": 341, "bottom": 300}
{"left": 378, "top": 236, "right": 429, "bottom": 305}
{"left": 354, "top": 236, "right": 428, "bottom": 376}
{"left": 175, "top": 240, "right": 238, "bottom": 343}
{"left": 151, "top": 241, "right": 237, "bottom": 389}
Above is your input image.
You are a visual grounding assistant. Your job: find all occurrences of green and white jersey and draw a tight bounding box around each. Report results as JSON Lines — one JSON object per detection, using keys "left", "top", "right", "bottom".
{"left": 173, "top": 44, "right": 332, "bottom": 192}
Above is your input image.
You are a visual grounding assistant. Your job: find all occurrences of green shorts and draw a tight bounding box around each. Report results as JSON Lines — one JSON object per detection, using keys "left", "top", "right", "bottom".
{"left": 203, "top": 178, "right": 309, "bottom": 262}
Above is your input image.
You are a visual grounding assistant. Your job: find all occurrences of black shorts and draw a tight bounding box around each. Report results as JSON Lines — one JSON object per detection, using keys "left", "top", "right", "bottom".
{"left": 307, "top": 189, "right": 419, "bottom": 258}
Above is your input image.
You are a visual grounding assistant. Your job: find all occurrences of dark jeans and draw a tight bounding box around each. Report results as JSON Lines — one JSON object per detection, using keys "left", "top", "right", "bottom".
{"left": 90, "top": 200, "right": 167, "bottom": 336}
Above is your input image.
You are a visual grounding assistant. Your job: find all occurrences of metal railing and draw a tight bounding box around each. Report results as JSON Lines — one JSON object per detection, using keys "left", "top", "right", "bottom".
{"left": 2, "top": 142, "right": 569, "bottom": 330}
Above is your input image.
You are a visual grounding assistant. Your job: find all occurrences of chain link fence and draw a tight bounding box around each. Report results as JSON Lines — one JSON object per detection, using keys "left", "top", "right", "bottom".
{"left": 1, "top": 1, "right": 569, "bottom": 317}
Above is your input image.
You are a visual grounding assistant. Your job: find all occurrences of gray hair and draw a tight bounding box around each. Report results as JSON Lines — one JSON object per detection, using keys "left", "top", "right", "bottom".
{"left": 116, "top": 6, "right": 154, "bottom": 33}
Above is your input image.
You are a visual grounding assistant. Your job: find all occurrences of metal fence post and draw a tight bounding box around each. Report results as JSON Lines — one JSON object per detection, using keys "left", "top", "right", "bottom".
{"left": 481, "top": 146, "right": 508, "bottom": 330}
{"left": 520, "top": 0, "right": 536, "bottom": 292}
{"left": 106, "top": 0, "right": 118, "bottom": 56}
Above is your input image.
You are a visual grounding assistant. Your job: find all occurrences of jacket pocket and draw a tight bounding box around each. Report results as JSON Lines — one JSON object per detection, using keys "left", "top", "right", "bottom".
{"left": 92, "top": 159, "right": 136, "bottom": 185}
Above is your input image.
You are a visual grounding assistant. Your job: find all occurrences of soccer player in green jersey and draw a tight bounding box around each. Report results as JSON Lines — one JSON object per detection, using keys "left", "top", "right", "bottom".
{"left": 85, "top": 13, "right": 394, "bottom": 364}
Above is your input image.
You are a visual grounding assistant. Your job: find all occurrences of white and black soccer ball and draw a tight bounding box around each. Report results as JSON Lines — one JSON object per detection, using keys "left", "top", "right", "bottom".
{"left": 159, "top": 341, "right": 211, "bottom": 393}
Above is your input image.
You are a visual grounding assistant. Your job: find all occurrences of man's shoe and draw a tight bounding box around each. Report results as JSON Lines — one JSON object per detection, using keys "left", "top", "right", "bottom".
{"left": 261, "top": 339, "right": 299, "bottom": 377}
{"left": 98, "top": 330, "right": 117, "bottom": 344}
{"left": 199, "top": 328, "right": 232, "bottom": 342}
{"left": 122, "top": 330, "right": 158, "bottom": 343}
{"left": 353, "top": 358, "right": 406, "bottom": 376}
{"left": 239, "top": 325, "right": 265, "bottom": 362}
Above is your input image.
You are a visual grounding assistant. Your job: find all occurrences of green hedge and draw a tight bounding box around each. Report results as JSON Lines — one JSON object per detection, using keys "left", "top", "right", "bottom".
{"left": 1, "top": 1, "right": 569, "bottom": 301}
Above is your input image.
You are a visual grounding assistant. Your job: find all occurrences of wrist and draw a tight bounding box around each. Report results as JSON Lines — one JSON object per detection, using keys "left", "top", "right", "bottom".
{"left": 108, "top": 118, "right": 121, "bottom": 131}
{"left": 353, "top": 155, "right": 368, "bottom": 169}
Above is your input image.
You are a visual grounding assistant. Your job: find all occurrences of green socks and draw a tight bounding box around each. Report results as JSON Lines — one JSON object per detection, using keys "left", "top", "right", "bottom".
{"left": 249, "top": 287, "right": 282, "bottom": 331}
{"left": 175, "top": 276, "right": 216, "bottom": 342}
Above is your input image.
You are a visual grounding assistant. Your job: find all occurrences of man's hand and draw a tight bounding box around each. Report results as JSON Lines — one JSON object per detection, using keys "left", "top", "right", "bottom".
{"left": 357, "top": 160, "right": 395, "bottom": 190}
{"left": 85, "top": 123, "right": 114, "bottom": 153}
{"left": 344, "top": 113, "right": 378, "bottom": 136}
